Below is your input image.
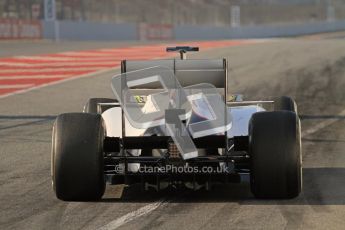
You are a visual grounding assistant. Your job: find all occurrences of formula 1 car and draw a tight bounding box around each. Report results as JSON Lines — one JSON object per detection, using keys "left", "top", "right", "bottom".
{"left": 51, "top": 46, "right": 302, "bottom": 201}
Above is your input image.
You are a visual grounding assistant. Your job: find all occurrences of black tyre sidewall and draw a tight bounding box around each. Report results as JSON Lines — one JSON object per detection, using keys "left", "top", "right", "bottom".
{"left": 52, "top": 113, "right": 106, "bottom": 201}
{"left": 249, "top": 111, "right": 302, "bottom": 199}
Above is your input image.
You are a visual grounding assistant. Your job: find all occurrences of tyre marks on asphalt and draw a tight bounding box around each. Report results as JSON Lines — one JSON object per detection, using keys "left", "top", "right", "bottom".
{"left": 98, "top": 200, "right": 167, "bottom": 230}
{"left": 301, "top": 108, "right": 345, "bottom": 138}
{"left": 0, "top": 40, "right": 253, "bottom": 98}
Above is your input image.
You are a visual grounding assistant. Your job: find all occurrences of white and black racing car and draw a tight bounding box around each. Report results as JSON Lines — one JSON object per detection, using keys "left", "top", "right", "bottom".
{"left": 51, "top": 46, "right": 302, "bottom": 201}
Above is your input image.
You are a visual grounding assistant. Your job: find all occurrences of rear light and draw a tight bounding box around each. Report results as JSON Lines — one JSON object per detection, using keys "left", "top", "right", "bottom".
{"left": 168, "top": 141, "right": 181, "bottom": 159}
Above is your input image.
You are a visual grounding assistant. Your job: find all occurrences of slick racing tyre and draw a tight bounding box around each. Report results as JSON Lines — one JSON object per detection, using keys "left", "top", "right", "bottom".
{"left": 52, "top": 113, "right": 106, "bottom": 201}
{"left": 249, "top": 111, "right": 302, "bottom": 199}
{"left": 272, "top": 96, "right": 298, "bottom": 114}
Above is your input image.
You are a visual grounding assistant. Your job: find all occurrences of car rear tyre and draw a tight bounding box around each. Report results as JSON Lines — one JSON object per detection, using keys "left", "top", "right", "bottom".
{"left": 84, "top": 98, "right": 117, "bottom": 114}
{"left": 52, "top": 113, "right": 106, "bottom": 201}
{"left": 249, "top": 111, "right": 302, "bottom": 199}
{"left": 272, "top": 96, "right": 298, "bottom": 113}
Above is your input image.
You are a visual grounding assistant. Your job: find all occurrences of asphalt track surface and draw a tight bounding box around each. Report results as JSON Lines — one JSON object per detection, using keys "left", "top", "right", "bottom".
{"left": 1, "top": 37, "right": 345, "bottom": 230}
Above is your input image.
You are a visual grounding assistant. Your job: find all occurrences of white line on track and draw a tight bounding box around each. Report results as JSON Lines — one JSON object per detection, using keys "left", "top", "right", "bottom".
{"left": 0, "top": 62, "right": 32, "bottom": 67}
{"left": 98, "top": 200, "right": 166, "bottom": 230}
{"left": 0, "top": 67, "right": 103, "bottom": 73}
{"left": 0, "top": 75, "right": 73, "bottom": 80}
{"left": 301, "top": 108, "right": 345, "bottom": 137}
{"left": 15, "top": 56, "right": 80, "bottom": 61}
{"left": 0, "top": 62, "right": 118, "bottom": 67}
{"left": 15, "top": 55, "right": 156, "bottom": 62}
{"left": 55, "top": 52, "right": 119, "bottom": 57}
{"left": 15, "top": 56, "right": 121, "bottom": 61}
{"left": 0, "top": 84, "right": 33, "bottom": 89}
{"left": 49, "top": 51, "right": 163, "bottom": 57}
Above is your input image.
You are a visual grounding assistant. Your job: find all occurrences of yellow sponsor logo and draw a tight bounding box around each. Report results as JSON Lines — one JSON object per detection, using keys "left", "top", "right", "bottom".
{"left": 134, "top": 95, "right": 146, "bottom": 103}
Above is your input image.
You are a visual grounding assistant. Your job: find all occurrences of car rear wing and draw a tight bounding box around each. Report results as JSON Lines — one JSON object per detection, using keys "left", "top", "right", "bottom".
{"left": 121, "top": 59, "right": 228, "bottom": 94}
